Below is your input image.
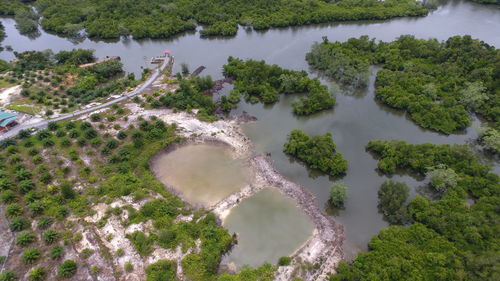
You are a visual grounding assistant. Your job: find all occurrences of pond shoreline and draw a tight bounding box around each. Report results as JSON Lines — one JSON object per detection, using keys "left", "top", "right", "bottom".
{"left": 141, "top": 106, "right": 344, "bottom": 280}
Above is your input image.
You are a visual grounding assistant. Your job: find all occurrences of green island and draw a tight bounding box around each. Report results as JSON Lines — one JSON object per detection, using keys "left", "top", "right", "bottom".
{"left": 306, "top": 35, "right": 499, "bottom": 134}
{"left": 283, "top": 129, "right": 348, "bottom": 176}
{"left": 223, "top": 57, "right": 335, "bottom": 115}
{"left": 331, "top": 140, "right": 500, "bottom": 280}
{"left": 0, "top": 0, "right": 428, "bottom": 38}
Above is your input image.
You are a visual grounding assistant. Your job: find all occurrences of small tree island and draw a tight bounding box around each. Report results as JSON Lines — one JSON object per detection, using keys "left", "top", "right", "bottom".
{"left": 283, "top": 129, "right": 347, "bottom": 177}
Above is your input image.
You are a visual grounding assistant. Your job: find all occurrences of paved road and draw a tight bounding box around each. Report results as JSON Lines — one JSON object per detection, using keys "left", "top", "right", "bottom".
{"left": 0, "top": 57, "right": 169, "bottom": 141}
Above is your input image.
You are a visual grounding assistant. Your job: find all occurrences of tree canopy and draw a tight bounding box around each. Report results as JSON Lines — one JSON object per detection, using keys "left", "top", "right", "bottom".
{"left": 223, "top": 57, "right": 335, "bottom": 115}
{"left": 333, "top": 140, "right": 500, "bottom": 281}
{"left": 306, "top": 35, "right": 500, "bottom": 134}
{"left": 283, "top": 129, "right": 347, "bottom": 176}
{"left": 0, "top": 0, "right": 428, "bottom": 39}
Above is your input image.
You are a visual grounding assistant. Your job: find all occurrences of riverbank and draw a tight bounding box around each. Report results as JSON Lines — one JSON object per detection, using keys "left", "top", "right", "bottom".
{"left": 134, "top": 103, "right": 344, "bottom": 280}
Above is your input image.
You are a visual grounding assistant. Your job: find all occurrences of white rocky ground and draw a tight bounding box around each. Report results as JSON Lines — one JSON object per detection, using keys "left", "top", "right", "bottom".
{"left": 0, "top": 85, "right": 21, "bottom": 106}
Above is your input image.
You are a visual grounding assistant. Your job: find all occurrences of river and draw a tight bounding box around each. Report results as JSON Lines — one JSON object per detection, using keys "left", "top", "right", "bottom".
{"left": 1, "top": 0, "right": 499, "bottom": 260}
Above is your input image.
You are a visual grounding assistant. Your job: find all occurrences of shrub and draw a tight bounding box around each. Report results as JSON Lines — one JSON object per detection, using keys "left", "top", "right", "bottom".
{"left": 90, "top": 113, "right": 101, "bottom": 122}
{"left": 16, "top": 232, "right": 36, "bottom": 246}
{"left": 329, "top": 183, "right": 348, "bottom": 207}
{"left": 126, "top": 231, "right": 153, "bottom": 257}
{"left": 60, "top": 182, "right": 75, "bottom": 199}
{"left": 278, "top": 256, "right": 292, "bottom": 266}
{"left": 145, "top": 259, "right": 176, "bottom": 281}
{"left": 117, "top": 131, "right": 127, "bottom": 140}
{"left": 124, "top": 261, "right": 134, "bottom": 272}
{"left": 10, "top": 216, "right": 29, "bottom": 232}
{"left": 15, "top": 169, "right": 32, "bottom": 181}
{"left": 50, "top": 245, "right": 64, "bottom": 259}
{"left": 48, "top": 122, "right": 59, "bottom": 131}
{"left": 28, "top": 202, "right": 45, "bottom": 216}
{"left": 79, "top": 248, "right": 93, "bottom": 259}
{"left": 6, "top": 204, "right": 22, "bottom": 217}
{"left": 55, "top": 129, "right": 66, "bottom": 137}
{"left": 0, "top": 270, "right": 17, "bottom": 281}
{"left": 37, "top": 217, "right": 53, "bottom": 229}
{"left": 58, "top": 260, "right": 77, "bottom": 277}
{"left": 42, "top": 229, "right": 58, "bottom": 244}
{"left": 90, "top": 266, "right": 100, "bottom": 275}
{"left": 22, "top": 248, "right": 41, "bottom": 264}
{"left": 378, "top": 181, "right": 410, "bottom": 225}
{"left": 0, "top": 191, "right": 16, "bottom": 203}
{"left": 116, "top": 248, "right": 124, "bottom": 256}
{"left": 27, "top": 267, "right": 46, "bottom": 281}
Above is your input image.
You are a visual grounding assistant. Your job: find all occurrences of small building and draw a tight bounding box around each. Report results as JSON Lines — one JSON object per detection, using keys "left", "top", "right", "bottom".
{"left": 0, "top": 111, "right": 17, "bottom": 131}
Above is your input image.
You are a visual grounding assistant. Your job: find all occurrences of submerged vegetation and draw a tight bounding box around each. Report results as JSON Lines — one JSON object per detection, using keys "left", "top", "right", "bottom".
{"left": 284, "top": 129, "right": 347, "bottom": 176}
{"left": 223, "top": 57, "right": 335, "bottom": 115}
{"left": 0, "top": 0, "right": 428, "bottom": 39}
{"left": 306, "top": 35, "right": 500, "bottom": 134}
{"left": 332, "top": 140, "right": 500, "bottom": 281}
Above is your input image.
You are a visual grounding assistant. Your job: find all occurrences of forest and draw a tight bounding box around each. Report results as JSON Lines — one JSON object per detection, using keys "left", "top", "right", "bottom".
{"left": 223, "top": 57, "right": 335, "bottom": 115}
{"left": 0, "top": 0, "right": 429, "bottom": 39}
{"left": 283, "top": 129, "right": 348, "bottom": 176}
{"left": 306, "top": 35, "right": 500, "bottom": 134}
{"left": 330, "top": 140, "right": 499, "bottom": 281}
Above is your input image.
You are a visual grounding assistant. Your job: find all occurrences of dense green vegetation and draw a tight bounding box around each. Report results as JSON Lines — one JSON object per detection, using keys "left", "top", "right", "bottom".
{"left": 306, "top": 35, "right": 500, "bottom": 133}
{"left": 329, "top": 183, "right": 348, "bottom": 207}
{"left": 2, "top": 49, "right": 134, "bottom": 114}
{"left": 283, "top": 129, "right": 347, "bottom": 176}
{"left": 223, "top": 57, "right": 335, "bottom": 115}
{"left": 145, "top": 260, "right": 176, "bottom": 281}
{"left": 331, "top": 140, "right": 499, "bottom": 280}
{"left": 0, "top": 0, "right": 27, "bottom": 17}
{"left": 377, "top": 181, "right": 409, "bottom": 225}
{"left": 0, "top": 0, "right": 428, "bottom": 39}
{"left": 140, "top": 75, "right": 218, "bottom": 122}
{"left": 478, "top": 126, "right": 500, "bottom": 155}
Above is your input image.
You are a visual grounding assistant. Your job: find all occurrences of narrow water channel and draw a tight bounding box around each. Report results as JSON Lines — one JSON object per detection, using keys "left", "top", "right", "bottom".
{"left": 151, "top": 144, "right": 250, "bottom": 207}
{"left": 1, "top": 0, "right": 499, "bottom": 260}
{"left": 223, "top": 188, "right": 314, "bottom": 268}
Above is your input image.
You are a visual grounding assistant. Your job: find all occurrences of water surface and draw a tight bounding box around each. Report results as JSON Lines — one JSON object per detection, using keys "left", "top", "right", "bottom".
{"left": 152, "top": 144, "right": 250, "bottom": 206}
{"left": 223, "top": 188, "right": 314, "bottom": 268}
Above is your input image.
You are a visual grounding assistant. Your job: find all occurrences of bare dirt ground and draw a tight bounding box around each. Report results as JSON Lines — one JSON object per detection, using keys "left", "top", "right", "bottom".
{"left": 0, "top": 85, "right": 21, "bottom": 106}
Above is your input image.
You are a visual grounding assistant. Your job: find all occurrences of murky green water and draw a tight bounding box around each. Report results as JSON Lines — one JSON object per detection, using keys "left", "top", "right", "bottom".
{"left": 1, "top": 0, "right": 499, "bottom": 260}
{"left": 223, "top": 188, "right": 314, "bottom": 268}
{"left": 151, "top": 144, "right": 250, "bottom": 206}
